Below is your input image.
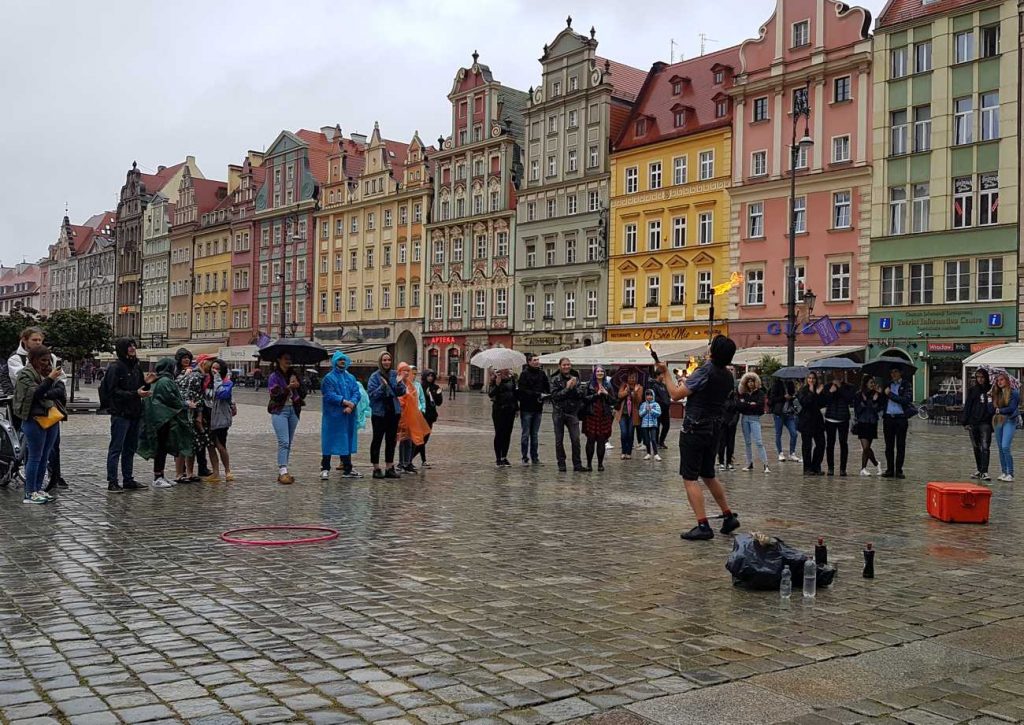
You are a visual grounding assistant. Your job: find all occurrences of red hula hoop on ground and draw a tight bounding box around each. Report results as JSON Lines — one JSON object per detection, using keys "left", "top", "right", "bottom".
{"left": 220, "top": 525, "right": 340, "bottom": 546}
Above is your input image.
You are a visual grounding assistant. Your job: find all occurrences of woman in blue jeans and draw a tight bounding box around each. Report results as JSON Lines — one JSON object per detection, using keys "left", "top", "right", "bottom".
{"left": 992, "top": 372, "right": 1019, "bottom": 482}
{"left": 12, "top": 347, "right": 63, "bottom": 504}
{"left": 617, "top": 371, "right": 643, "bottom": 459}
{"left": 268, "top": 353, "right": 305, "bottom": 484}
{"left": 737, "top": 372, "right": 771, "bottom": 473}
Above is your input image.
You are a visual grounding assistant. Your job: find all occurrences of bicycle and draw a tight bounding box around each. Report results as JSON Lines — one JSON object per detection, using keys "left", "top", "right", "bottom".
{"left": 0, "top": 395, "right": 26, "bottom": 488}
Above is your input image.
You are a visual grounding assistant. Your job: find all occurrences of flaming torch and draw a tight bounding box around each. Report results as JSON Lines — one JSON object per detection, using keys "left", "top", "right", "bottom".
{"left": 643, "top": 340, "right": 660, "bottom": 365}
{"left": 707, "top": 271, "right": 743, "bottom": 343}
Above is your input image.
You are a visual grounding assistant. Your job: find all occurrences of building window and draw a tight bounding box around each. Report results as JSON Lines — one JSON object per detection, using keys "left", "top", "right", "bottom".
{"left": 715, "top": 100, "right": 727, "bottom": 118}
{"left": 384, "top": 209, "right": 393, "bottom": 228}
{"left": 545, "top": 242, "right": 555, "bottom": 266}
{"left": 547, "top": 155, "right": 557, "bottom": 176}
{"left": 397, "top": 285, "right": 406, "bottom": 308}
{"left": 912, "top": 183, "right": 930, "bottom": 233}
{"left": 363, "top": 286, "right": 373, "bottom": 310}
{"left": 672, "top": 216, "right": 687, "bottom": 248}
{"left": 527, "top": 202, "right": 536, "bottom": 221}
{"left": 671, "top": 274, "right": 685, "bottom": 305}
{"left": 745, "top": 269, "right": 764, "bottom": 305}
{"left": 748, "top": 202, "right": 764, "bottom": 238}
{"left": 881, "top": 265, "right": 904, "bottom": 306}
{"left": 413, "top": 241, "right": 421, "bottom": 262}
{"left": 647, "top": 220, "right": 662, "bottom": 251}
{"left": 568, "top": 109, "right": 578, "bottom": 128}
{"left": 980, "top": 92, "right": 999, "bottom": 141}
{"left": 792, "top": 19, "right": 809, "bottom": 48}
{"left": 624, "top": 223, "right": 637, "bottom": 254}
{"left": 829, "top": 261, "right": 851, "bottom": 301}
{"left": 889, "top": 187, "right": 907, "bottom": 235}
{"left": 649, "top": 161, "right": 662, "bottom": 190}
{"left": 832, "top": 135, "right": 851, "bottom": 163}
{"left": 588, "top": 190, "right": 600, "bottom": 211}
{"left": 348, "top": 288, "right": 357, "bottom": 312}
{"left": 432, "top": 293, "right": 443, "bottom": 320}
{"left": 891, "top": 110, "right": 908, "bottom": 155}
{"left": 672, "top": 80, "right": 682, "bottom": 95}
{"left": 381, "top": 285, "right": 391, "bottom": 309}
{"left": 698, "top": 150, "right": 714, "bottom": 180}
{"left": 953, "top": 177, "right": 974, "bottom": 228}
{"left": 909, "top": 262, "right": 933, "bottom": 305}
{"left": 588, "top": 145, "right": 599, "bottom": 168}
{"left": 646, "top": 276, "right": 660, "bottom": 306}
{"left": 496, "top": 231, "right": 509, "bottom": 257}
{"left": 833, "top": 191, "right": 852, "bottom": 229}
{"left": 473, "top": 194, "right": 483, "bottom": 215}
{"left": 914, "top": 40, "right": 932, "bottom": 73}
{"left": 568, "top": 149, "right": 578, "bottom": 172}
{"left": 566, "top": 195, "right": 578, "bottom": 215}
{"left": 476, "top": 234, "right": 488, "bottom": 259}
{"left": 587, "top": 236, "right": 599, "bottom": 261}
{"left": 698, "top": 211, "right": 713, "bottom": 244}
{"left": 794, "top": 142, "right": 809, "bottom": 169}
{"left": 412, "top": 283, "right": 420, "bottom": 307}
{"left": 451, "top": 291, "right": 462, "bottom": 318}
{"left": 452, "top": 237, "right": 463, "bottom": 262}
{"left": 751, "top": 150, "right": 767, "bottom": 177}
{"left": 635, "top": 118, "right": 647, "bottom": 136}
{"left": 979, "top": 173, "right": 999, "bottom": 226}
{"left": 490, "top": 190, "right": 500, "bottom": 211}
{"left": 625, "top": 166, "right": 638, "bottom": 193}
{"left": 530, "top": 159, "right": 539, "bottom": 181}
{"left": 981, "top": 24, "right": 1000, "bottom": 57}
{"left": 977, "top": 257, "right": 1003, "bottom": 301}
{"left": 833, "top": 76, "right": 851, "bottom": 102}
{"left": 525, "top": 294, "right": 535, "bottom": 320}
{"left": 543, "top": 293, "right": 554, "bottom": 318}
{"left": 548, "top": 114, "right": 558, "bottom": 134}
{"left": 913, "top": 106, "right": 931, "bottom": 152}
{"left": 365, "top": 248, "right": 374, "bottom": 269}
{"left": 565, "top": 237, "right": 577, "bottom": 264}
{"left": 945, "top": 260, "right": 970, "bottom": 302}
{"left": 753, "top": 97, "right": 768, "bottom": 122}
{"left": 399, "top": 206, "right": 408, "bottom": 225}
{"left": 954, "top": 30, "right": 974, "bottom": 64}
{"left": 954, "top": 96, "right": 974, "bottom": 145}
{"left": 546, "top": 198, "right": 557, "bottom": 218}
{"left": 398, "top": 243, "right": 407, "bottom": 264}
{"left": 793, "top": 196, "right": 806, "bottom": 233}
{"left": 495, "top": 288, "right": 507, "bottom": 317}
{"left": 891, "top": 46, "right": 908, "bottom": 79}
{"left": 697, "top": 271, "right": 712, "bottom": 303}
{"left": 586, "top": 289, "right": 598, "bottom": 318}
{"left": 622, "top": 278, "right": 636, "bottom": 308}
{"left": 674, "top": 110, "right": 685, "bottom": 127}
{"left": 526, "top": 245, "right": 536, "bottom": 268}
{"left": 433, "top": 239, "right": 445, "bottom": 264}
{"left": 564, "top": 291, "right": 575, "bottom": 319}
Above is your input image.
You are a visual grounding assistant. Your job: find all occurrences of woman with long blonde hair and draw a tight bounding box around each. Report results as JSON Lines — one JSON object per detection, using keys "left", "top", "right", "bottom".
{"left": 992, "top": 372, "right": 1019, "bottom": 481}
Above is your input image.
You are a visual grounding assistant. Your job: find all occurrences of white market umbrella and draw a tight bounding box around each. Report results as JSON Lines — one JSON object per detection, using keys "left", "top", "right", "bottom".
{"left": 470, "top": 348, "right": 527, "bottom": 371}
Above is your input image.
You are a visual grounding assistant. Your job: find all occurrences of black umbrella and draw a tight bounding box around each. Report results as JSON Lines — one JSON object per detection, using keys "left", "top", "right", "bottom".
{"left": 773, "top": 365, "right": 810, "bottom": 380}
{"left": 257, "top": 337, "right": 329, "bottom": 366}
{"left": 861, "top": 357, "right": 917, "bottom": 378}
{"left": 810, "top": 357, "right": 862, "bottom": 371}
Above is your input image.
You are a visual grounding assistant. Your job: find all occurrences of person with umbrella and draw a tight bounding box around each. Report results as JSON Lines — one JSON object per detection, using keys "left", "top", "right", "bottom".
{"left": 991, "top": 371, "right": 1019, "bottom": 482}
{"left": 796, "top": 370, "right": 826, "bottom": 475}
{"left": 488, "top": 367, "right": 518, "bottom": 467}
{"left": 768, "top": 369, "right": 803, "bottom": 464}
{"left": 367, "top": 352, "right": 405, "bottom": 479}
{"left": 960, "top": 368, "right": 993, "bottom": 481}
{"left": 549, "top": 357, "right": 586, "bottom": 472}
{"left": 320, "top": 351, "right": 366, "bottom": 480}
{"left": 656, "top": 335, "right": 740, "bottom": 541}
{"left": 267, "top": 353, "right": 305, "bottom": 484}
{"left": 880, "top": 364, "right": 913, "bottom": 479}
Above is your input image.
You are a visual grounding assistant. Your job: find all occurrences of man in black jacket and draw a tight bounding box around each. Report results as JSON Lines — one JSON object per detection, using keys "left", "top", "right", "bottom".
{"left": 960, "top": 368, "right": 993, "bottom": 480}
{"left": 517, "top": 353, "right": 549, "bottom": 465}
{"left": 651, "top": 373, "right": 672, "bottom": 449}
{"left": 549, "top": 357, "right": 585, "bottom": 472}
{"left": 823, "top": 372, "right": 855, "bottom": 476}
{"left": 100, "top": 338, "right": 155, "bottom": 492}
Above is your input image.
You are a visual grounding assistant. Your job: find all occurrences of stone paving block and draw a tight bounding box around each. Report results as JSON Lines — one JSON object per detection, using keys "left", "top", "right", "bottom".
{"left": 628, "top": 681, "right": 813, "bottom": 724}
{"left": 891, "top": 708, "right": 958, "bottom": 725}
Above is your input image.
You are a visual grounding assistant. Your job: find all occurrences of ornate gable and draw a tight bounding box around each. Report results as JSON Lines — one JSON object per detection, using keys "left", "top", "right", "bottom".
{"left": 617, "top": 259, "right": 639, "bottom": 273}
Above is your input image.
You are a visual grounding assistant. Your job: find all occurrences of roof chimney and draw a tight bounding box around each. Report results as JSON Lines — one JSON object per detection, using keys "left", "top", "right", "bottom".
{"left": 350, "top": 132, "right": 367, "bottom": 146}
{"left": 321, "top": 126, "right": 336, "bottom": 142}
{"left": 157, "top": 165, "right": 167, "bottom": 173}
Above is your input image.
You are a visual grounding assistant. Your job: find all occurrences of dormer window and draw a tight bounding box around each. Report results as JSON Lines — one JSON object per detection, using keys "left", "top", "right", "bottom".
{"left": 713, "top": 70, "right": 724, "bottom": 84}
{"left": 672, "top": 81, "right": 682, "bottom": 95}
{"left": 715, "top": 100, "right": 728, "bottom": 118}
{"left": 635, "top": 118, "right": 647, "bottom": 136}
{"left": 674, "top": 110, "right": 685, "bottom": 128}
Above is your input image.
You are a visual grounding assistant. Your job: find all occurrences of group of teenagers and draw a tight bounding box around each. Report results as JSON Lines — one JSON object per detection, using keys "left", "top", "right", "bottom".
{"left": 486, "top": 353, "right": 676, "bottom": 473}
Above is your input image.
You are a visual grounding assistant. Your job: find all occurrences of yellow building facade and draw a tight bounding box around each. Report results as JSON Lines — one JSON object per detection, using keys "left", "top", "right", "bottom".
{"left": 313, "top": 124, "right": 432, "bottom": 363}
{"left": 192, "top": 204, "right": 233, "bottom": 342}
{"left": 607, "top": 50, "right": 739, "bottom": 342}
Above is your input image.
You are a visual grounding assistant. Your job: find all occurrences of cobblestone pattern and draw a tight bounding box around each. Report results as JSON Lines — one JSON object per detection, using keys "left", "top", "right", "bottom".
{"left": 0, "top": 395, "right": 1022, "bottom": 724}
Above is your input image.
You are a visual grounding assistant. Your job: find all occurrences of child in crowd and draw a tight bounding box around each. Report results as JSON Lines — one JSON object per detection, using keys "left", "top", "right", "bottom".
{"left": 638, "top": 389, "right": 662, "bottom": 461}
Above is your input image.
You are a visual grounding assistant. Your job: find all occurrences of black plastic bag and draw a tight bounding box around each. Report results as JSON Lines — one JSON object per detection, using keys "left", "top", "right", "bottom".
{"left": 725, "top": 533, "right": 836, "bottom": 590}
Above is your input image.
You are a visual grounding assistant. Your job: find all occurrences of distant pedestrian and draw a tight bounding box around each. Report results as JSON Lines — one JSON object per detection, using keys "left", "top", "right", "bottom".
{"left": 138, "top": 357, "right": 192, "bottom": 488}
{"left": 447, "top": 372, "right": 457, "bottom": 399}
{"left": 517, "top": 353, "right": 549, "bottom": 465}
{"left": 960, "top": 368, "right": 993, "bottom": 481}
{"left": 488, "top": 368, "right": 518, "bottom": 467}
{"left": 617, "top": 371, "right": 643, "bottom": 460}
{"left": 13, "top": 347, "right": 64, "bottom": 504}
{"left": 549, "top": 357, "right": 585, "bottom": 472}
{"left": 419, "top": 369, "right": 443, "bottom": 468}
{"left": 267, "top": 353, "right": 304, "bottom": 484}
{"left": 769, "top": 376, "right": 800, "bottom": 463}
{"left": 823, "top": 372, "right": 855, "bottom": 477}
{"left": 796, "top": 371, "right": 826, "bottom": 475}
{"left": 320, "top": 351, "right": 366, "bottom": 479}
{"left": 99, "top": 338, "right": 155, "bottom": 492}
{"left": 737, "top": 372, "right": 770, "bottom": 473}
{"left": 854, "top": 377, "right": 885, "bottom": 476}
{"left": 992, "top": 372, "right": 1018, "bottom": 482}
{"left": 581, "top": 366, "right": 613, "bottom": 471}
{"left": 367, "top": 352, "right": 405, "bottom": 479}
{"left": 881, "top": 365, "right": 913, "bottom": 479}
{"left": 638, "top": 389, "right": 661, "bottom": 461}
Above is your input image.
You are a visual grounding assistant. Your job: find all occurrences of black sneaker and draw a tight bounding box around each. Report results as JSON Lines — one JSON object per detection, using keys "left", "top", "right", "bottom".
{"left": 500, "top": 459, "right": 512, "bottom": 467}
{"left": 384, "top": 468, "right": 401, "bottom": 479}
{"left": 557, "top": 464, "right": 567, "bottom": 472}
{"left": 404, "top": 463, "right": 418, "bottom": 473}
{"left": 896, "top": 472, "right": 906, "bottom": 479}
{"left": 880, "top": 470, "right": 895, "bottom": 478}
{"left": 522, "top": 458, "right": 530, "bottom": 466}
{"left": 532, "top": 459, "right": 542, "bottom": 466}
{"left": 827, "top": 469, "right": 835, "bottom": 476}
{"left": 573, "top": 465, "right": 587, "bottom": 472}
{"left": 720, "top": 513, "right": 740, "bottom": 535}
{"left": 839, "top": 470, "right": 848, "bottom": 477}
{"left": 43, "top": 478, "right": 56, "bottom": 493}
{"left": 107, "top": 482, "right": 123, "bottom": 493}
{"left": 56, "top": 478, "right": 69, "bottom": 489}
{"left": 122, "top": 480, "right": 147, "bottom": 490}
{"left": 681, "top": 523, "right": 714, "bottom": 541}
{"left": 342, "top": 471, "right": 364, "bottom": 479}
{"left": 372, "top": 470, "right": 385, "bottom": 480}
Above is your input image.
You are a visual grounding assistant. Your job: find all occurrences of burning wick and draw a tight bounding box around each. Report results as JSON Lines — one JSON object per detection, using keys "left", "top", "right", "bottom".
{"left": 643, "top": 341, "right": 660, "bottom": 364}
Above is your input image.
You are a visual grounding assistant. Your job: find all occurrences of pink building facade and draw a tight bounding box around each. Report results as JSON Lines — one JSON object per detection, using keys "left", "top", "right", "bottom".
{"left": 728, "top": 0, "right": 873, "bottom": 350}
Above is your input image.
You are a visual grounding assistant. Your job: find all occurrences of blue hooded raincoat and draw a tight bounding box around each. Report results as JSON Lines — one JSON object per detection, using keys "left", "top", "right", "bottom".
{"left": 321, "top": 351, "right": 368, "bottom": 456}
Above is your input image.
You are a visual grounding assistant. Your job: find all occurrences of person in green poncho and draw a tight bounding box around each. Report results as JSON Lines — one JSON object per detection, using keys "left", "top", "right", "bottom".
{"left": 139, "top": 357, "right": 194, "bottom": 487}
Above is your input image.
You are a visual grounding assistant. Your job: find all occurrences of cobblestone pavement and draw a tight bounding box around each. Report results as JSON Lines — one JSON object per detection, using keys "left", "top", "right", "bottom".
{"left": 1, "top": 392, "right": 1022, "bottom": 724}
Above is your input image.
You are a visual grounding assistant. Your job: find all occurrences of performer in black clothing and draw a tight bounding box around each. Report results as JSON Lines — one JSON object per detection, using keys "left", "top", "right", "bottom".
{"left": 658, "top": 335, "right": 740, "bottom": 541}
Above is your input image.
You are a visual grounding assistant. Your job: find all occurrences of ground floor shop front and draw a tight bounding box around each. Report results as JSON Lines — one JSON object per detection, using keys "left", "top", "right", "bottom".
{"left": 423, "top": 332, "right": 513, "bottom": 390}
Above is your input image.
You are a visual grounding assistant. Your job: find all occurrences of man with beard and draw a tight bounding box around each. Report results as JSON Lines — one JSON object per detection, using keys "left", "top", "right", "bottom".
{"left": 99, "top": 338, "right": 156, "bottom": 492}
{"left": 517, "top": 353, "right": 550, "bottom": 465}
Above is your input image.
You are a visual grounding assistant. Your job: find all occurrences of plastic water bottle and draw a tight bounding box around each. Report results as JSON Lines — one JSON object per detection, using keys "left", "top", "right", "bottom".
{"left": 803, "top": 558, "right": 817, "bottom": 599}
{"left": 779, "top": 566, "right": 792, "bottom": 600}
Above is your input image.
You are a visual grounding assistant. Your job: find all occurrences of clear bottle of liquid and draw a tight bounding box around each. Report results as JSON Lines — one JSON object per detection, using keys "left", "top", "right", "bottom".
{"left": 803, "top": 558, "right": 817, "bottom": 599}
{"left": 780, "top": 566, "right": 792, "bottom": 600}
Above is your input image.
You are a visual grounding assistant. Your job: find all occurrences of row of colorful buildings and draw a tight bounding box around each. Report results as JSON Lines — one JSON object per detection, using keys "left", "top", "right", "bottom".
{"left": 29, "top": 0, "right": 1023, "bottom": 395}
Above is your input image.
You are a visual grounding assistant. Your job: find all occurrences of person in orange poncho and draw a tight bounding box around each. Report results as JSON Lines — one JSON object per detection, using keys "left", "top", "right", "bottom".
{"left": 396, "top": 362, "right": 431, "bottom": 466}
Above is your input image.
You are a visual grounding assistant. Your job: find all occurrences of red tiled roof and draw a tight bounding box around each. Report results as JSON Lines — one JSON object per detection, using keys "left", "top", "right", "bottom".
{"left": 83, "top": 211, "right": 116, "bottom": 231}
{"left": 295, "top": 129, "right": 336, "bottom": 184}
{"left": 596, "top": 57, "right": 649, "bottom": 101}
{"left": 614, "top": 45, "right": 741, "bottom": 152}
{"left": 139, "top": 161, "right": 187, "bottom": 193}
{"left": 192, "top": 178, "right": 228, "bottom": 215}
{"left": 384, "top": 140, "right": 409, "bottom": 171}
{"left": 69, "top": 224, "right": 96, "bottom": 255}
{"left": 877, "top": 0, "right": 984, "bottom": 29}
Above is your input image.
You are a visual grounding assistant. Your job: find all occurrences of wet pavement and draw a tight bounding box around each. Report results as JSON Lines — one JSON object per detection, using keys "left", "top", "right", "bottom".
{"left": 1, "top": 391, "right": 1022, "bottom": 724}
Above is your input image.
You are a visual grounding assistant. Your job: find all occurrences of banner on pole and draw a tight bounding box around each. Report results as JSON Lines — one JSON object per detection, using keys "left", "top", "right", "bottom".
{"left": 810, "top": 315, "right": 839, "bottom": 346}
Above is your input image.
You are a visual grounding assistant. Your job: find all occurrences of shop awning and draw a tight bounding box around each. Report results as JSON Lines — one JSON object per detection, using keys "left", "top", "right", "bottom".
{"left": 537, "top": 341, "right": 707, "bottom": 367}
{"left": 962, "top": 343, "right": 1024, "bottom": 369}
{"left": 141, "top": 342, "right": 222, "bottom": 362}
{"left": 219, "top": 345, "right": 259, "bottom": 363}
{"left": 731, "top": 345, "right": 866, "bottom": 369}
{"left": 322, "top": 343, "right": 390, "bottom": 365}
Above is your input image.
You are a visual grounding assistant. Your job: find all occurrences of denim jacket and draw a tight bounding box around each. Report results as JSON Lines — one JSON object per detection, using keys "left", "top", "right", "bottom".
{"left": 638, "top": 401, "right": 661, "bottom": 427}
{"left": 367, "top": 369, "right": 406, "bottom": 416}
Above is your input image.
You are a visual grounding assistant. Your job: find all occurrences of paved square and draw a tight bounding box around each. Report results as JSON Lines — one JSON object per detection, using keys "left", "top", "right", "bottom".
{"left": 1, "top": 391, "right": 1022, "bottom": 724}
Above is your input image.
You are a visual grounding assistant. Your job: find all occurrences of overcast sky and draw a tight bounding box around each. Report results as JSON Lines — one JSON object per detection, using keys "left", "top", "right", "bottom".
{"left": 0, "top": 0, "right": 887, "bottom": 264}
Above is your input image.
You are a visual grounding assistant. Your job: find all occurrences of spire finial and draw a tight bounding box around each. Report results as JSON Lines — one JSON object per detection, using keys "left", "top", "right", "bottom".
{"left": 590, "top": 26, "right": 596, "bottom": 40}
{"left": 566, "top": 14, "right": 572, "bottom": 28}
{"left": 471, "top": 49, "right": 479, "bottom": 64}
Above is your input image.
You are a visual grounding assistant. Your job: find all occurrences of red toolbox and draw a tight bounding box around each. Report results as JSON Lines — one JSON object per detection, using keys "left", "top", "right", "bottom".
{"left": 926, "top": 482, "right": 992, "bottom": 524}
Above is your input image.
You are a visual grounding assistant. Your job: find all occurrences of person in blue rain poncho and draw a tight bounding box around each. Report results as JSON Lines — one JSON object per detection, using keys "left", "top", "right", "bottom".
{"left": 320, "top": 351, "right": 369, "bottom": 479}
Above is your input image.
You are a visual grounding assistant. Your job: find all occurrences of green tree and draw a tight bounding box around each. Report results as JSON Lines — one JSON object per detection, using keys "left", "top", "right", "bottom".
{"left": 44, "top": 308, "right": 114, "bottom": 402}
{"left": 0, "top": 306, "right": 42, "bottom": 357}
{"left": 757, "top": 354, "right": 783, "bottom": 379}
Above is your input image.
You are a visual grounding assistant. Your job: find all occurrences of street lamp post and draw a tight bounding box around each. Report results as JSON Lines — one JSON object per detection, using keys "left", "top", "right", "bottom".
{"left": 279, "top": 209, "right": 303, "bottom": 339}
{"left": 786, "top": 85, "right": 814, "bottom": 368}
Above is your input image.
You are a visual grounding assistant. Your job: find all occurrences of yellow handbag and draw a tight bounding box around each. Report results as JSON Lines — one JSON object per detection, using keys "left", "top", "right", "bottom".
{"left": 34, "top": 406, "right": 65, "bottom": 430}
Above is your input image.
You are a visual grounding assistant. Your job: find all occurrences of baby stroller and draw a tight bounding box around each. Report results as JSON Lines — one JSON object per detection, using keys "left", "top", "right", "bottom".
{"left": 0, "top": 396, "right": 25, "bottom": 488}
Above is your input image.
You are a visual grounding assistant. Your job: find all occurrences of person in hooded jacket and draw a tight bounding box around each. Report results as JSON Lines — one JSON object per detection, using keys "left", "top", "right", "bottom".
{"left": 99, "top": 337, "right": 155, "bottom": 492}
{"left": 367, "top": 352, "right": 405, "bottom": 479}
{"left": 960, "top": 368, "right": 994, "bottom": 481}
{"left": 823, "top": 372, "right": 855, "bottom": 477}
{"left": 174, "top": 348, "right": 211, "bottom": 481}
{"left": 517, "top": 354, "right": 550, "bottom": 465}
{"left": 320, "top": 351, "right": 366, "bottom": 479}
{"left": 419, "top": 369, "right": 443, "bottom": 468}
{"left": 796, "top": 371, "right": 827, "bottom": 475}
{"left": 138, "top": 357, "right": 193, "bottom": 488}
{"left": 737, "top": 372, "right": 771, "bottom": 473}
{"left": 488, "top": 368, "right": 518, "bottom": 466}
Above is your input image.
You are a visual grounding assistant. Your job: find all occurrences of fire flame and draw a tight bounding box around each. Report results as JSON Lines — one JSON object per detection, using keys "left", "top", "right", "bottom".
{"left": 685, "top": 356, "right": 699, "bottom": 376}
{"left": 712, "top": 271, "right": 743, "bottom": 296}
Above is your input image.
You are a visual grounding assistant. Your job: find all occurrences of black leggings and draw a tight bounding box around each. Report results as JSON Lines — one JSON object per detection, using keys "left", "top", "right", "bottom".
{"left": 492, "top": 408, "right": 516, "bottom": 462}
{"left": 419, "top": 433, "right": 431, "bottom": 463}
{"left": 321, "top": 454, "right": 352, "bottom": 472}
{"left": 825, "top": 420, "right": 849, "bottom": 473}
{"left": 154, "top": 423, "right": 171, "bottom": 475}
{"left": 370, "top": 412, "right": 398, "bottom": 466}
{"left": 585, "top": 437, "right": 608, "bottom": 468}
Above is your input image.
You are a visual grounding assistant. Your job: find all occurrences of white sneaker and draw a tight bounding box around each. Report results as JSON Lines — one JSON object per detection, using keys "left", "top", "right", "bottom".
{"left": 655, "top": 454, "right": 662, "bottom": 462}
{"left": 997, "top": 473, "right": 1009, "bottom": 481}
{"left": 605, "top": 442, "right": 613, "bottom": 449}
{"left": 859, "top": 468, "right": 872, "bottom": 477}
{"left": 1007, "top": 475, "right": 1015, "bottom": 482}
{"left": 876, "top": 464, "right": 884, "bottom": 476}
{"left": 969, "top": 471, "right": 981, "bottom": 479}
{"left": 788, "top": 453, "right": 802, "bottom": 462}
{"left": 320, "top": 470, "right": 330, "bottom": 480}
{"left": 981, "top": 473, "right": 991, "bottom": 481}
{"left": 152, "top": 477, "right": 173, "bottom": 488}
{"left": 643, "top": 453, "right": 651, "bottom": 461}
{"left": 763, "top": 465, "right": 771, "bottom": 474}
{"left": 778, "top": 452, "right": 786, "bottom": 462}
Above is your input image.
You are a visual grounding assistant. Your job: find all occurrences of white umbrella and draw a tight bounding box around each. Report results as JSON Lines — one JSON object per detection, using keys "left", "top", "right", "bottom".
{"left": 470, "top": 348, "right": 527, "bottom": 371}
